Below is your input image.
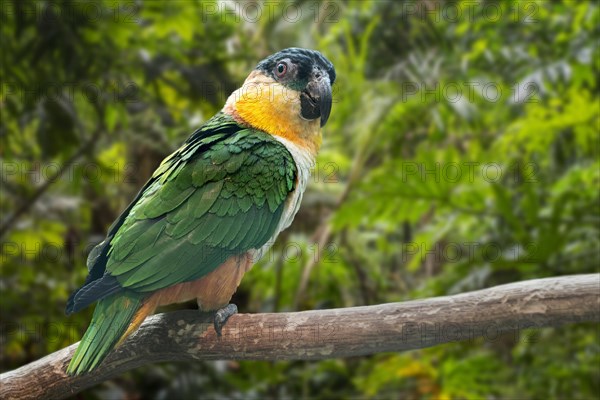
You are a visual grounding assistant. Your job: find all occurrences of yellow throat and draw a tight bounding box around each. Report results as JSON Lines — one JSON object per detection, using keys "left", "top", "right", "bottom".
{"left": 223, "top": 71, "right": 323, "bottom": 155}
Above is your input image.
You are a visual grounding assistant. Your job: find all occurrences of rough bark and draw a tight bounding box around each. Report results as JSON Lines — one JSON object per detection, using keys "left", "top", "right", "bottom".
{"left": 1, "top": 274, "right": 599, "bottom": 400}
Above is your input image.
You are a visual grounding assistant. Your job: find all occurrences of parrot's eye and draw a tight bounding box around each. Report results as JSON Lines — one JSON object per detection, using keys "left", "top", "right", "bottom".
{"left": 275, "top": 62, "right": 288, "bottom": 78}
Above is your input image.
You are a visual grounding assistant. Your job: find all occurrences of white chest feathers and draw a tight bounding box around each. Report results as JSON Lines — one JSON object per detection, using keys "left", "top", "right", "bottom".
{"left": 253, "top": 136, "right": 315, "bottom": 260}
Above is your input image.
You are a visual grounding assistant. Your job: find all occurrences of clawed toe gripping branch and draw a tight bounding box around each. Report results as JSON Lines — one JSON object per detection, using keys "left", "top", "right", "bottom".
{"left": 214, "top": 303, "right": 238, "bottom": 336}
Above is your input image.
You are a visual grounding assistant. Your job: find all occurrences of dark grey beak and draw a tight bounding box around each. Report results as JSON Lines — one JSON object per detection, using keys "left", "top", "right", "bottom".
{"left": 300, "top": 71, "right": 332, "bottom": 127}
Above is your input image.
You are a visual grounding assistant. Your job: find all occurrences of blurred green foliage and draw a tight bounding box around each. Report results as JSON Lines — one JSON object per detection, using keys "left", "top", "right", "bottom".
{"left": 1, "top": 0, "right": 599, "bottom": 398}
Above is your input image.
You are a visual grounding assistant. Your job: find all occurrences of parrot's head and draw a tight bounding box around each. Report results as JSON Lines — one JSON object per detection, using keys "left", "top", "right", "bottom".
{"left": 224, "top": 48, "right": 336, "bottom": 154}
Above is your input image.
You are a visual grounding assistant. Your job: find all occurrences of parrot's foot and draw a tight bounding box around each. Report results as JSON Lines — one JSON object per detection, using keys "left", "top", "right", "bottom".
{"left": 213, "top": 303, "right": 237, "bottom": 336}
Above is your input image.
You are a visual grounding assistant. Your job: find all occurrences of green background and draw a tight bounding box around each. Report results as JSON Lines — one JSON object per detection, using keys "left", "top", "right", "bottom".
{"left": 1, "top": 1, "right": 599, "bottom": 398}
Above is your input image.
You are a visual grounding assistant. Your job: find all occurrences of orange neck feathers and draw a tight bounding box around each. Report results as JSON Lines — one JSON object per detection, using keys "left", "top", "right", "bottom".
{"left": 223, "top": 71, "right": 322, "bottom": 155}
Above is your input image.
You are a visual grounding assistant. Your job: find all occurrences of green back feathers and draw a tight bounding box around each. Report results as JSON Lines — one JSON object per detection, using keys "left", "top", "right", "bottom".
{"left": 106, "top": 127, "right": 297, "bottom": 292}
{"left": 67, "top": 113, "right": 297, "bottom": 374}
{"left": 69, "top": 113, "right": 297, "bottom": 308}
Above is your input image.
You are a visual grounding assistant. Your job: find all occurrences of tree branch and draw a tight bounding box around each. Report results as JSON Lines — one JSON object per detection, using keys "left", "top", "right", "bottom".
{"left": 1, "top": 274, "right": 599, "bottom": 400}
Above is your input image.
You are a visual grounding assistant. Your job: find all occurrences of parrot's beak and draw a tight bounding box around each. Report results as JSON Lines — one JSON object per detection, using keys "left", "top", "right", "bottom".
{"left": 300, "top": 68, "right": 333, "bottom": 127}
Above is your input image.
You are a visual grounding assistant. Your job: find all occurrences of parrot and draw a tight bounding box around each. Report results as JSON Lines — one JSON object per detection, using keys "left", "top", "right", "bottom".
{"left": 65, "top": 48, "right": 335, "bottom": 375}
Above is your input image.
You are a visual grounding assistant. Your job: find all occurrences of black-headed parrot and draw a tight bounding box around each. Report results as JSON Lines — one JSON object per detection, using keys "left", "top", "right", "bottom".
{"left": 66, "top": 48, "right": 335, "bottom": 375}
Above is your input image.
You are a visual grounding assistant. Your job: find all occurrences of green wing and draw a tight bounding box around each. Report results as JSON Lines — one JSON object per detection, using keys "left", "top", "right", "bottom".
{"left": 105, "top": 128, "right": 297, "bottom": 292}
{"left": 66, "top": 115, "right": 297, "bottom": 314}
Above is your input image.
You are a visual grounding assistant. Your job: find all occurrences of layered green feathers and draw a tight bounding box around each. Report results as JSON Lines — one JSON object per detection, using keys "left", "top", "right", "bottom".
{"left": 67, "top": 292, "right": 144, "bottom": 375}
{"left": 107, "top": 126, "right": 297, "bottom": 291}
{"left": 67, "top": 113, "right": 297, "bottom": 374}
